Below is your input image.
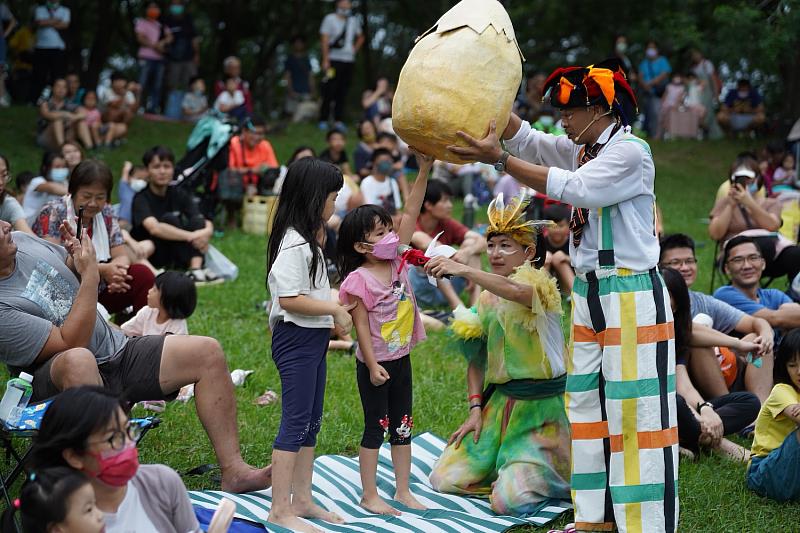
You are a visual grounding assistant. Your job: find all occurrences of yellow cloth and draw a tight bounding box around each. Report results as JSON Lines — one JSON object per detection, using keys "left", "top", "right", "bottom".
{"left": 751, "top": 383, "right": 800, "bottom": 458}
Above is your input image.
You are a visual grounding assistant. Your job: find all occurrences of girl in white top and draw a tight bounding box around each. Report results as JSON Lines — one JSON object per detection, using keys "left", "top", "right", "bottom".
{"left": 23, "top": 152, "right": 69, "bottom": 222}
{"left": 121, "top": 271, "right": 196, "bottom": 336}
{"left": 266, "top": 157, "right": 354, "bottom": 533}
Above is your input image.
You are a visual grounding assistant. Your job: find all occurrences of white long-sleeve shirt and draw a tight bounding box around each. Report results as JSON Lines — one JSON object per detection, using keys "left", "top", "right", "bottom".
{"left": 505, "top": 121, "right": 659, "bottom": 274}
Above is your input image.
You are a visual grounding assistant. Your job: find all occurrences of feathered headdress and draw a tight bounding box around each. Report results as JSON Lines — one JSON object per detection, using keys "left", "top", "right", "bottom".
{"left": 486, "top": 192, "right": 553, "bottom": 247}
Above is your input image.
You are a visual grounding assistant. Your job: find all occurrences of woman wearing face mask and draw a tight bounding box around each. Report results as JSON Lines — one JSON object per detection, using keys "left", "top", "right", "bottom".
{"left": 709, "top": 159, "right": 800, "bottom": 285}
{"left": 31, "top": 160, "right": 156, "bottom": 315}
{"left": 425, "top": 193, "right": 571, "bottom": 516}
{"left": 22, "top": 151, "right": 69, "bottom": 223}
{"left": 637, "top": 40, "right": 672, "bottom": 139}
{"left": 135, "top": 2, "right": 173, "bottom": 114}
{"left": 29, "top": 386, "right": 201, "bottom": 532}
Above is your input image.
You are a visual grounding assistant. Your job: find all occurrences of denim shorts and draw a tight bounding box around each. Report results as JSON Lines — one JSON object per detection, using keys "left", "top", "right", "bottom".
{"left": 747, "top": 429, "right": 800, "bottom": 502}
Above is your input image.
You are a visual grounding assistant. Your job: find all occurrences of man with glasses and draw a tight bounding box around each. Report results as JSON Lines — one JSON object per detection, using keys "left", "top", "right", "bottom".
{"left": 447, "top": 59, "right": 677, "bottom": 533}
{"left": 660, "top": 233, "right": 774, "bottom": 402}
{"left": 0, "top": 220, "right": 271, "bottom": 493}
{"left": 714, "top": 236, "right": 800, "bottom": 340}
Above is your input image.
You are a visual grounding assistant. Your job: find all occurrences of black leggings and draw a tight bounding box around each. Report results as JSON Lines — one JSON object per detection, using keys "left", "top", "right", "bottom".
{"left": 676, "top": 392, "right": 760, "bottom": 453}
{"left": 357, "top": 355, "right": 412, "bottom": 449}
{"left": 150, "top": 212, "right": 206, "bottom": 269}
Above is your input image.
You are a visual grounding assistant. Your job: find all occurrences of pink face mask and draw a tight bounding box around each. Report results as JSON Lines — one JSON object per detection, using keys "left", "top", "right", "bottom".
{"left": 367, "top": 231, "right": 399, "bottom": 260}
{"left": 89, "top": 444, "right": 139, "bottom": 487}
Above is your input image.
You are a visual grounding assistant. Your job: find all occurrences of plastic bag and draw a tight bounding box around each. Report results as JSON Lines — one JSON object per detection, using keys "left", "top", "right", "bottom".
{"left": 205, "top": 244, "right": 238, "bottom": 281}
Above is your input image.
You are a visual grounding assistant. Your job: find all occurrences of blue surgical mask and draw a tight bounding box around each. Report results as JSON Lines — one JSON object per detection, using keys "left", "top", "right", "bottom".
{"left": 169, "top": 4, "right": 184, "bottom": 16}
{"left": 748, "top": 182, "right": 759, "bottom": 194}
{"left": 50, "top": 168, "right": 69, "bottom": 182}
{"left": 376, "top": 161, "right": 393, "bottom": 175}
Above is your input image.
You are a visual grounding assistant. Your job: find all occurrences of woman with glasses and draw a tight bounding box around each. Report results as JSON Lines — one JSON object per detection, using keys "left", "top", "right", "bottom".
{"left": 0, "top": 154, "right": 33, "bottom": 233}
{"left": 29, "top": 385, "right": 201, "bottom": 532}
{"left": 709, "top": 157, "right": 800, "bottom": 286}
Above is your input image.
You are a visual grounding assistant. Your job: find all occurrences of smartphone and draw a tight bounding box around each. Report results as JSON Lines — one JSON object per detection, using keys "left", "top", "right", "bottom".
{"left": 76, "top": 207, "right": 84, "bottom": 239}
{"left": 731, "top": 175, "right": 749, "bottom": 188}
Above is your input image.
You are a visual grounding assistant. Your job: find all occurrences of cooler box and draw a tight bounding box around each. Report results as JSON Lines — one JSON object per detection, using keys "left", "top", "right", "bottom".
{"left": 242, "top": 195, "right": 277, "bottom": 235}
{"left": 667, "top": 108, "right": 699, "bottom": 139}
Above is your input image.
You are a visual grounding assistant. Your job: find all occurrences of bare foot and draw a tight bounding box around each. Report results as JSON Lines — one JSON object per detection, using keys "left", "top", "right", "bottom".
{"left": 221, "top": 464, "right": 272, "bottom": 493}
{"left": 292, "top": 500, "right": 346, "bottom": 524}
{"left": 361, "top": 494, "right": 401, "bottom": 516}
{"left": 268, "top": 511, "right": 322, "bottom": 533}
{"left": 395, "top": 491, "right": 426, "bottom": 510}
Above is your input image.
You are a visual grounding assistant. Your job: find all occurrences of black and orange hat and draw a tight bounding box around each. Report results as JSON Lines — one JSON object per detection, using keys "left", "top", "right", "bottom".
{"left": 542, "top": 58, "right": 637, "bottom": 123}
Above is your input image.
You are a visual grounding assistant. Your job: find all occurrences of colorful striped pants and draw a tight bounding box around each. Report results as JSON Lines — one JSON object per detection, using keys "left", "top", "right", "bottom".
{"left": 567, "top": 268, "right": 678, "bottom": 532}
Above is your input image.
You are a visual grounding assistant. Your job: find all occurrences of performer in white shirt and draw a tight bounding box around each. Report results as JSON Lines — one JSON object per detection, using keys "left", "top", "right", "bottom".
{"left": 447, "top": 59, "right": 678, "bottom": 533}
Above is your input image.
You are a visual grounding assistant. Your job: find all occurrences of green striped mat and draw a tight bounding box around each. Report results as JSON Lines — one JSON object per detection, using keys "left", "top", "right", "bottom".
{"left": 189, "top": 432, "right": 571, "bottom": 532}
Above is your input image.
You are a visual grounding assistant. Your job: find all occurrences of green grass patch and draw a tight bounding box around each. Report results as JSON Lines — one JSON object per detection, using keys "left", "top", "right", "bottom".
{"left": 2, "top": 107, "right": 798, "bottom": 529}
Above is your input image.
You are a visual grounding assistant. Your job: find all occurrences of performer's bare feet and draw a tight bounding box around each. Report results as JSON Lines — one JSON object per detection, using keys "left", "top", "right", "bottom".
{"left": 395, "top": 491, "right": 426, "bottom": 510}
{"left": 361, "top": 495, "right": 402, "bottom": 516}
{"left": 267, "top": 511, "right": 322, "bottom": 533}
{"left": 221, "top": 463, "right": 272, "bottom": 493}
{"left": 292, "top": 500, "right": 346, "bottom": 524}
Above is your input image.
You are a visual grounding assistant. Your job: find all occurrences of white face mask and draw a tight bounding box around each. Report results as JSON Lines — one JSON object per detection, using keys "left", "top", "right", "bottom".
{"left": 50, "top": 168, "right": 69, "bottom": 182}
{"left": 130, "top": 179, "right": 148, "bottom": 192}
{"left": 646, "top": 48, "right": 658, "bottom": 59}
{"left": 615, "top": 42, "right": 628, "bottom": 54}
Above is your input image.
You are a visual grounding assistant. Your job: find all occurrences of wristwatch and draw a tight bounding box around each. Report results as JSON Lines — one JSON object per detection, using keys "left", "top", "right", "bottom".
{"left": 494, "top": 151, "right": 510, "bottom": 173}
{"left": 697, "top": 401, "right": 713, "bottom": 413}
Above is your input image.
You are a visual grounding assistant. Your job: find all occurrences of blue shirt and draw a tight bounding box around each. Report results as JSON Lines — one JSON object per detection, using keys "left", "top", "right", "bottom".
{"left": 689, "top": 290, "right": 745, "bottom": 334}
{"left": 713, "top": 285, "right": 791, "bottom": 316}
{"left": 724, "top": 88, "right": 763, "bottom": 113}
{"left": 638, "top": 57, "right": 671, "bottom": 92}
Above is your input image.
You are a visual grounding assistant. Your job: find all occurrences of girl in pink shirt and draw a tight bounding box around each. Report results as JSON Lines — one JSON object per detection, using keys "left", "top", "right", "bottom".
{"left": 122, "top": 271, "right": 196, "bottom": 336}
{"left": 337, "top": 151, "right": 433, "bottom": 516}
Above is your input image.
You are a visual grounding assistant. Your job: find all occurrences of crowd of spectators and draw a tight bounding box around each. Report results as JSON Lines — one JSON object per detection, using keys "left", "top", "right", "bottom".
{"left": 1, "top": 0, "right": 800, "bottom": 528}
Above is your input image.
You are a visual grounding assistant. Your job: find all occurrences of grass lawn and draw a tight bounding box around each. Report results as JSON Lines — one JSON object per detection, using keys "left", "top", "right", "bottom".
{"left": 1, "top": 106, "right": 798, "bottom": 530}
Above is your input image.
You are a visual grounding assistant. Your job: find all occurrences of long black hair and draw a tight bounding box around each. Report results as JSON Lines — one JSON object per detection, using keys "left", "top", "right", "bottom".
{"left": 336, "top": 204, "right": 393, "bottom": 280}
{"left": 267, "top": 157, "right": 343, "bottom": 288}
{"left": 662, "top": 267, "right": 692, "bottom": 361}
{"left": 29, "top": 386, "right": 129, "bottom": 470}
{"left": 774, "top": 328, "right": 800, "bottom": 389}
{"left": 0, "top": 467, "right": 91, "bottom": 533}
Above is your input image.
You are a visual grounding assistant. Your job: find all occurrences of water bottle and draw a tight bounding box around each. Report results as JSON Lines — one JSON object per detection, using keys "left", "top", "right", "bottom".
{"left": 462, "top": 193, "right": 476, "bottom": 229}
{"left": 0, "top": 373, "right": 34, "bottom": 427}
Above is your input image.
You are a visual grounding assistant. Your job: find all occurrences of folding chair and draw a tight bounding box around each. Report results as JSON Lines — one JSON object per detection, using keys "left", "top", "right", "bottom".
{"left": 0, "top": 400, "right": 160, "bottom": 529}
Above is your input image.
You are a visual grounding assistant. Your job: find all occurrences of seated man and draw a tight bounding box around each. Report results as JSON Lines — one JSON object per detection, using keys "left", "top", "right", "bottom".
{"left": 410, "top": 181, "right": 485, "bottom": 309}
{"left": 131, "top": 145, "right": 217, "bottom": 283}
{"left": 660, "top": 233, "right": 775, "bottom": 402}
{"left": 541, "top": 203, "right": 574, "bottom": 293}
{"left": 0, "top": 222, "right": 269, "bottom": 492}
{"left": 714, "top": 236, "right": 800, "bottom": 342}
{"left": 716, "top": 79, "right": 766, "bottom": 136}
{"left": 221, "top": 115, "right": 279, "bottom": 228}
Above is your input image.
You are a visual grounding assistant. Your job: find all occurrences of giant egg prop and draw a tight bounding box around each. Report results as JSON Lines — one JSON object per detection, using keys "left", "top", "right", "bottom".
{"left": 392, "top": 0, "right": 524, "bottom": 163}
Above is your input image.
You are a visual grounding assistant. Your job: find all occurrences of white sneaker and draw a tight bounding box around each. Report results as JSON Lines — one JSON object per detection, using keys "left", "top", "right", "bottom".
{"left": 189, "top": 268, "right": 223, "bottom": 285}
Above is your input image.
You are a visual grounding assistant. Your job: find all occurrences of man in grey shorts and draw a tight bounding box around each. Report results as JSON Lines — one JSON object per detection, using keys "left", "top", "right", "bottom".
{"left": 0, "top": 220, "right": 269, "bottom": 493}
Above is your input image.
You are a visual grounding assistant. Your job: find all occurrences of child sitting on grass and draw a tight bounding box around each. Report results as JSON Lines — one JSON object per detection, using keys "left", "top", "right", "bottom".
{"left": 121, "top": 270, "right": 196, "bottom": 336}
{"left": 336, "top": 150, "right": 433, "bottom": 515}
{"left": 747, "top": 328, "right": 800, "bottom": 501}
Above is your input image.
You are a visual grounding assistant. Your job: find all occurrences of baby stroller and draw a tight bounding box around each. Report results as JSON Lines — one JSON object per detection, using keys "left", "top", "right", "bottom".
{"left": 173, "top": 111, "right": 238, "bottom": 221}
